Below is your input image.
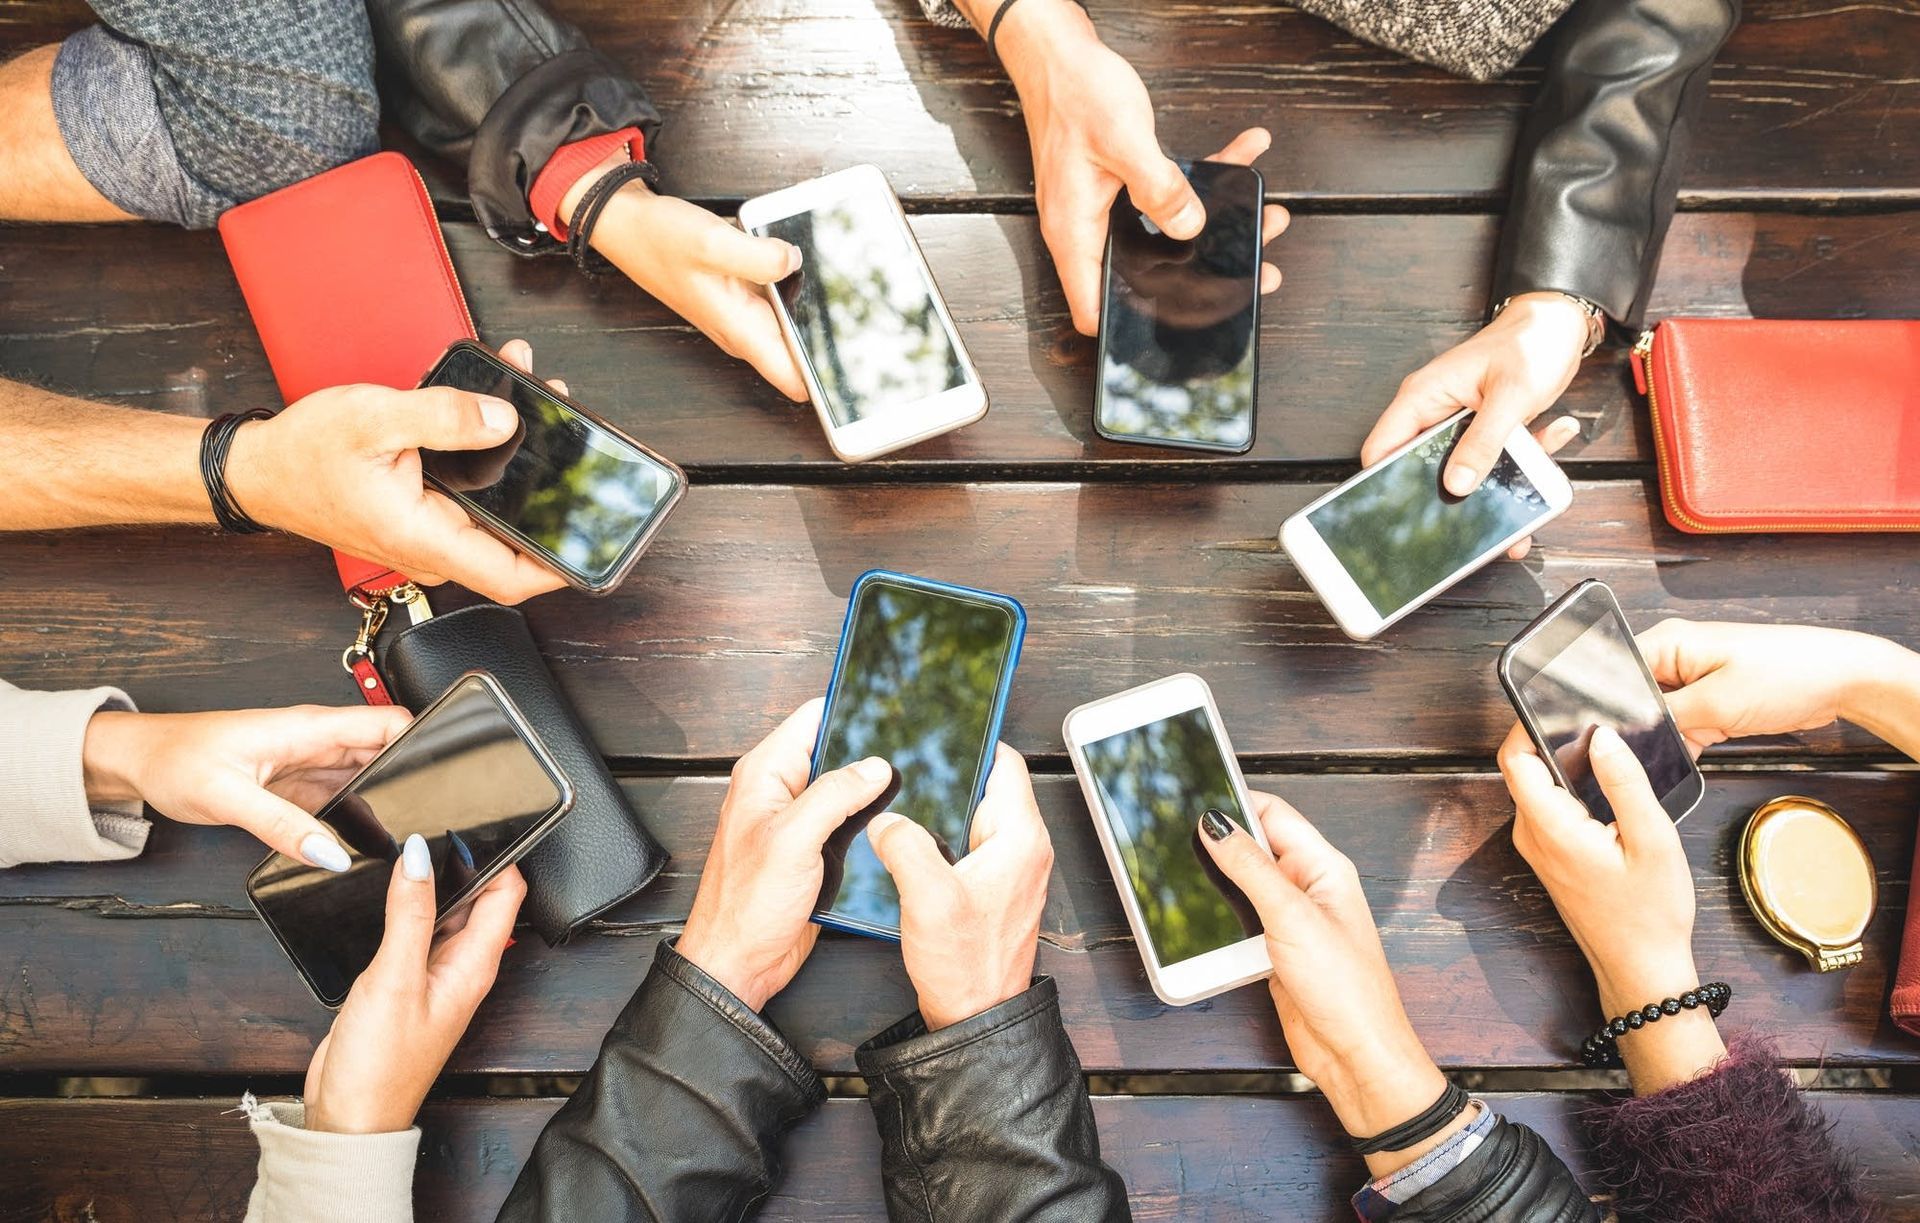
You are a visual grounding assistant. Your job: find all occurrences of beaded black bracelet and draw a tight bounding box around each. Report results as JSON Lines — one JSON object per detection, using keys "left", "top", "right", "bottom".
{"left": 1349, "top": 1080, "right": 1470, "bottom": 1156}
{"left": 565, "top": 158, "right": 661, "bottom": 277}
{"left": 1580, "top": 982, "right": 1732, "bottom": 1069}
{"left": 199, "top": 409, "right": 274, "bottom": 534}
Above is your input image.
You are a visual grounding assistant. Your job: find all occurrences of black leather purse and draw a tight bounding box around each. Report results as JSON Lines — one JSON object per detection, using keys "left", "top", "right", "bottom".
{"left": 380, "top": 603, "right": 667, "bottom": 944}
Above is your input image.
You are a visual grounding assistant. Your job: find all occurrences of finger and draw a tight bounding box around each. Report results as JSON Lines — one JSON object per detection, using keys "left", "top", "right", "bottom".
{"left": 1506, "top": 537, "right": 1533, "bottom": 561}
{"left": 1443, "top": 380, "right": 1541, "bottom": 498}
{"left": 1496, "top": 723, "right": 1591, "bottom": 846}
{"left": 365, "top": 834, "right": 437, "bottom": 990}
{"left": 1587, "top": 726, "right": 1682, "bottom": 857}
{"left": 1259, "top": 263, "right": 1281, "bottom": 295}
{"left": 1361, "top": 368, "right": 1463, "bottom": 468}
{"left": 428, "top": 866, "right": 526, "bottom": 1003}
{"left": 865, "top": 810, "right": 958, "bottom": 898}
{"left": 546, "top": 378, "right": 569, "bottom": 398}
{"left": 410, "top": 493, "right": 568, "bottom": 604}
{"left": 968, "top": 744, "right": 1043, "bottom": 852}
{"left": 701, "top": 223, "right": 803, "bottom": 285}
{"left": 1536, "top": 414, "right": 1582, "bottom": 457}
{"left": 1042, "top": 199, "right": 1110, "bottom": 338}
{"left": 1196, "top": 807, "right": 1305, "bottom": 931}
{"left": 498, "top": 339, "right": 533, "bottom": 374}
{"left": 782, "top": 756, "right": 894, "bottom": 850}
{"left": 731, "top": 698, "right": 829, "bottom": 803}
{"left": 372, "top": 385, "right": 519, "bottom": 454}
{"left": 1242, "top": 793, "right": 1353, "bottom": 895}
{"left": 729, "top": 301, "right": 811, "bottom": 402}
{"left": 1203, "top": 126, "right": 1272, "bottom": 167}
{"left": 277, "top": 704, "right": 415, "bottom": 767}
{"left": 210, "top": 778, "right": 352, "bottom": 870}
{"left": 1260, "top": 204, "right": 1290, "bottom": 245}
{"left": 1634, "top": 618, "right": 1710, "bottom": 691}
{"left": 1117, "top": 142, "right": 1205, "bottom": 240}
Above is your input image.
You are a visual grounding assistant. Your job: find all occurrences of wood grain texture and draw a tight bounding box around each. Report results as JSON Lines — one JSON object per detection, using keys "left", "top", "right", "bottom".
{"left": 1, "top": 772, "right": 1911, "bottom": 1076}
{"left": 5, "top": 210, "right": 1918, "bottom": 472}
{"left": 8, "top": 1090, "right": 1920, "bottom": 1223}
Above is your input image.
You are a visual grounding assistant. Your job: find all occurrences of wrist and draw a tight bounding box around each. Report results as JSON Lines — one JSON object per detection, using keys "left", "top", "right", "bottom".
{"left": 219, "top": 417, "right": 283, "bottom": 532}
{"left": 1838, "top": 636, "right": 1920, "bottom": 731}
{"left": 920, "top": 973, "right": 1031, "bottom": 1031}
{"left": 81, "top": 711, "right": 152, "bottom": 805}
{"left": 675, "top": 929, "right": 773, "bottom": 1012}
{"left": 1496, "top": 291, "right": 1596, "bottom": 356}
{"left": 1590, "top": 952, "right": 1703, "bottom": 1020}
{"left": 991, "top": 0, "right": 1098, "bottom": 84}
{"left": 1305, "top": 1030, "right": 1446, "bottom": 1140}
{"left": 556, "top": 147, "right": 636, "bottom": 232}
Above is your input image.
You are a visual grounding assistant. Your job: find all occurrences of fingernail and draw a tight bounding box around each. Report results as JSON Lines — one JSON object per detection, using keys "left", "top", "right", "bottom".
{"left": 866, "top": 812, "right": 901, "bottom": 837}
{"left": 1589, "top": 726, "right": 1625, "bottom": 756}
{"left": 1170, "top": 200, "right": 1205, "bottom": 235}
{"left": 783, "top": 243, "right": 803, "bottom": 276}
{"left": 1444, "top": 463, "right": 1478, "bottom": 496}
{"left": 1555, "top": 416, "right": 1582, "bottom": 439}
{"left": 854, "top": 756, "right": 891, "bottom": 784}
{"left": 479, "top": 397, "right": 517, "bottom": 434}
{"left": 402, "top": 833, "right": 432, "bottom": 881}
{"left": 301, "top": 832, "right": 350, "bottom": 873}
{"left": 1199, "top": 808, "right": 1236, "bottom": 841}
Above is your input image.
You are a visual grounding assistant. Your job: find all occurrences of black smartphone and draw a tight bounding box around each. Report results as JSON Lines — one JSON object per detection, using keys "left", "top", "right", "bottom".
{"left": 809, "top": 570, "right": 1026, "bottom": 940}
{"left": 246, "top": 672, "right": 573, "bottom": 1007}
{"left": 418, "top": 340, "right": 688, "bottom": 594}
{"left": 1095, "top": 159, "right": 1263, "bottom": 454}
{"left": 1498, "top": 580, "right": 1704, "bottom": 824}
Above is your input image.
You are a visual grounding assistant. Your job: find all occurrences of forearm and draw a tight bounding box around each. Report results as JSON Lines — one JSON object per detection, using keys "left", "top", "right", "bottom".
{"left": 0, "top": 381, "right": 213, "bottom": 530}
{"left": 0, "top": 44, "right": 136, "bottom": 223}
{"left": 1841, "top": 637, "right": 1920, "bottom": 761}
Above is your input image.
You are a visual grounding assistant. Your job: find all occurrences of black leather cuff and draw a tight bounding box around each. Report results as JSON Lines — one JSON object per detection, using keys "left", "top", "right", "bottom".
{"left": 653, "top": 937, "right": 826, "bottom": 1108}
{"left": 855, "top": 976, "right": 1057, "bottom": 1071}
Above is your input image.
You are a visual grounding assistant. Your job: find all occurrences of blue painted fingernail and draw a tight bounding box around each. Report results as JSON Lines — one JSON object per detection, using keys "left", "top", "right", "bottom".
{"left": 301, "top": 833, "right": 350, "bottom": 873}
{"left": 402, "top": 833, "right": 432, "bottom": 881}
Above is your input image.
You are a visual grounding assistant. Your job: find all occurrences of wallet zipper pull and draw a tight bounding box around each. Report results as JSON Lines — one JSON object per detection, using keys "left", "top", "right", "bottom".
{"left": 341, "top": 594, "right": 396, "bottom": 706}
{"left": 391, "top": 582, "right": 434, "bottom": 626}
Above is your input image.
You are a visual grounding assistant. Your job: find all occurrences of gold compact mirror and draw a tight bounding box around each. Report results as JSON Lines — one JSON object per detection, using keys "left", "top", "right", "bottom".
{"left": 1738, "top": 797, "right": 1876, "bottom": 972}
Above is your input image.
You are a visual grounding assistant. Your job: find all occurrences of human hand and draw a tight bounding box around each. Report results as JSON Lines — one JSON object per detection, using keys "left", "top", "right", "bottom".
{"left": 1198, "top": 796, "right": 1449, "bottom": 1154}
{"left": 580, "top": 173, "right": 808, "bottom": 402}
{"left": 304, "top": 838, "right": 524, "bottom": 1133}
{"left": 677, "top": 700, "right": 895, "bottom": 1011}
{"left": 990, "top": 0, "right": 1287, "bottom": 335}
{"left": 1498, "top": 722, "right": 1726, "bottom": 1091}
{"left": 1361, "top": 293, "right": 1589, "bottom": 559}
{"left": 1637, "top": 619, "right": 1920, "bottom": 755}
{"left": 866, "top": 745, "right": 1053, "bottom": 1030}
{"left": 82, "top": 703, "right": 411, "bottom": 869}
{"left": 226, "top": 339, "right": 570, "bottom": 605}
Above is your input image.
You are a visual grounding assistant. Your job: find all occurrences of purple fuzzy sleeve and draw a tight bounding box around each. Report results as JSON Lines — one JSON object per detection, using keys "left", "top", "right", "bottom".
{"left": 1584, "top": 1033, "right": 1881, "bottom": 1222}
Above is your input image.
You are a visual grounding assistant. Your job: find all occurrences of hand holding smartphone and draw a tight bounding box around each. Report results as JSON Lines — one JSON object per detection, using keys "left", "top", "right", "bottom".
{"left": 1499, "top": 580, "right": 1704, "bottom": 824}
{"left": 1097, "top": 160, "right": 1264, "bottom": 453}
{"left": 809, "top": 571, "right": 1025, "bottom": 939}
{"left": 246, "top": 672, "right": 573, "bottom": 1006}
{"left": 418, "top": 341, "right": 688, "bottom": 594}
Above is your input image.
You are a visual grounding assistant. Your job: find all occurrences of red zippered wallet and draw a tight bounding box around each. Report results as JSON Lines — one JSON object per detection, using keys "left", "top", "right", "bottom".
{"left": 1633, "top": 319, "right": 1920, "bottom": 533}
{"left": 218, "top": 151, "right": 478, "bottom": 600}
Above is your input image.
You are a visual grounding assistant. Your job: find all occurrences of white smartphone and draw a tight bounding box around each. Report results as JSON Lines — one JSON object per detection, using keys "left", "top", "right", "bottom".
{"left": 1280, "top": 409, "right": 1574, "bottom": 639}
{"left": 1063, "top": 673, "right": 1273, "bottom": 1007}
{"left": 738, "top": 164, "right": 988, "bottom": 462}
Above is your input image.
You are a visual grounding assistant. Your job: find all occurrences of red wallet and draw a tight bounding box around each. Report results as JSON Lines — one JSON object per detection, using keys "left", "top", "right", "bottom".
{"left": 1897, "top": 833, "right": 1920, "bottom": 1040}
{"left": 1633, "top": 319, "right": 1920, "bottom": 533}
{"left": 219, "top": 151, "right": 478, "bottom": 607}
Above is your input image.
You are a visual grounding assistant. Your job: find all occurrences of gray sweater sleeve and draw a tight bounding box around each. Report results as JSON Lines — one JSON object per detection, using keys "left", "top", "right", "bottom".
{"left": 0, "top": 678, "right": 148, "bottom": 867}
{"left": 916, "top": 0, "right": 973, "bottom": 28}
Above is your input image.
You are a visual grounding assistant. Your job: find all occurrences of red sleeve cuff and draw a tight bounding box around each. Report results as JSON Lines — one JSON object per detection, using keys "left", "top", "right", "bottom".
{"left": 530, "top": 128, "right": 645, "bottom": 242}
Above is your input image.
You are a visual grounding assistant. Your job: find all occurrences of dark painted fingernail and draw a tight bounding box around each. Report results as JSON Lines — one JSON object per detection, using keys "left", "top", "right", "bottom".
{"left": 1200, "top": 808, "right": 1236, "bottom": 841}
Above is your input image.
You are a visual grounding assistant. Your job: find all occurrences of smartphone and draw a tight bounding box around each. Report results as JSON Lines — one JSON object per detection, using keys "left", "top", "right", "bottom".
{"left": 1064, "top": 674, "right": 1271, "bottom": 1006}
{"left": 417, "top": 340, "right": 688, "bottom": 594}
{"left": 1279, "top": 409, "right": 1574, "bottom": 639}
{"left": 1499, "top": 580, "right": 1704, "bottom": 824}
{"left": 1095, "top": 160, "right": 1263, "bottom": 453}
{"left": 738, "top": 165, "right": 988, "bottom": 462}
{"left": 810, "top": 571, "right": 1025, "bottom": 939}
{"left": 246, "top": 672, "right": 573, "bottom": 1007}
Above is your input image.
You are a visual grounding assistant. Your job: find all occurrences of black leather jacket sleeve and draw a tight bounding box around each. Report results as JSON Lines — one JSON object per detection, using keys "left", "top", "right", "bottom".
{"left": 493, "top": 939, "right": 825, "bottom": 1223}
{"left": 1489, "top": 0, "right": 1740, "bottom": 330}
{"left": 1390, "top": 1111, "right": 1601, "bottom": 1222}
{"left": 363, "top": 0, "right": 661, "bottom": 249}
{"left": 853, "top": 978, "right": 1131, "bottom": 1222}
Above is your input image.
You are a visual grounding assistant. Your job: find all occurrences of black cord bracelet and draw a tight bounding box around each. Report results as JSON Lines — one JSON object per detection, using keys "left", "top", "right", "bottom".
{"left": 1580, "top": 982, "right": 1732, "bottom": 1069}
{"left": 1349, "top": 1080, "right": 1470, "bottom": 1156}
{"left": 565, "top": 158, "right": 660, "bottom": 276}
{"left": 986, "top": 0, "right": 1087, "bottom": 65}
{"left": 199, "top": 409, "right": 273, "bottom": 534}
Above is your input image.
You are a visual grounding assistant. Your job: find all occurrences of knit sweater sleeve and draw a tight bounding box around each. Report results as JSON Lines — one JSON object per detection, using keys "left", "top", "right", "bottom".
{"left": 1585, "top": 1033, "right": 1881, "bottom": 1222}
{"left": 0, "top": 678, "right": 148, "bottom": 867}
{"left": 914, "top": 0, "right": 973, "bottom": 29}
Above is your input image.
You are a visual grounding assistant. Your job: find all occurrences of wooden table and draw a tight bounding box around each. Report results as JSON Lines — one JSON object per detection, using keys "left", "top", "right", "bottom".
{"left": 4, "top": 0, "right": 1919, "bottom": 1217}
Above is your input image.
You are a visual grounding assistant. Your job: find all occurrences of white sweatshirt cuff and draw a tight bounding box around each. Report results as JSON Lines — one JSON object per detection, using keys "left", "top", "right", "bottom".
{"left": 242, "top": 1095, "right": 419, "bottom": 1223}
{"left": 0, "top": 682, "right": 147, "bottom": 867}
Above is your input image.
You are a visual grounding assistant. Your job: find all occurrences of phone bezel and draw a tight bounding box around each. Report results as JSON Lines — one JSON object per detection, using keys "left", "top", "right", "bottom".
{"left": 417, "top": 340, "right": 689, "bottom": 596}
{"left": 1279, "top": 408, "right": 1575, "bottom": 639}
{"left": 807, "top": 569, "right": 1027, "bottom": 941}
{"left": 1093, "top": 160, "right": 1263, "bottom": 455}
{"left": 736, "top": 164, "right": 988, "bottom": 463}
{"left": 1062, "top": 672, "right": 1273, "bottom": 1006}
{"left": 1497, "top": 580, "right": 1705, "bottom": 824}
{"left": 244, "top": 670, "right": 575, "bottom": 1008}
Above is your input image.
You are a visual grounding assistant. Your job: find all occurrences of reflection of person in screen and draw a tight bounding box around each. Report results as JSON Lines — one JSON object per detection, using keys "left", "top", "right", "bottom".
{"left": 1104, "top": 190, "right": 1259, "bottom": 386}
{"left": 326, "top": 793, "right": 402, "bottom": 863}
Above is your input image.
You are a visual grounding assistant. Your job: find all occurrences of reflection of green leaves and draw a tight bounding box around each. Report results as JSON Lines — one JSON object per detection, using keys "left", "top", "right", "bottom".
{"left": 1084, "top": 709, "right": 1257, "bottom": 963}
{"left": 818, "top": 583, "right": 1015, "bottom": 928}
{"left": 1307, "top": 421, "right": 1549, "bottom": 614}
{"left": 1099, "top": 359, "right": 1254, "bottom": 448}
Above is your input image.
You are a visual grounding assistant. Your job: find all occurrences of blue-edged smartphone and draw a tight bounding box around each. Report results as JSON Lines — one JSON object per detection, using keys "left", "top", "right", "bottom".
{"left": 809, "top": 570, "right": 1026, "bottom": 940}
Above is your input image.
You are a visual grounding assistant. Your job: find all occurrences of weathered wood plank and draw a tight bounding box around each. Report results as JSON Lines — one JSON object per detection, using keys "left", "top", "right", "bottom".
{"left": 1, "top": 772, "right": 1911, "bottom": 1075}
{"left": 7, "top": 1090, "right": 1920, "bottom": 1223}
{"left": 4, "top": 211, "right": 1916, "bottom": 471}
{"left": 0, "top": 481, "right": 1914, "bottom": 762}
